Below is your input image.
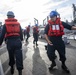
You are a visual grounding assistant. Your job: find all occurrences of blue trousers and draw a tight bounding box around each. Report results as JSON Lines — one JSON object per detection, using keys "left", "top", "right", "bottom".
{"left": 47, "top": 37, "right": 66, "bottom": 62}
{"left": 7, "top": 38, "right": 23, "bottom": 70}
{"left": 33, "top": 33, "right": 38, "bottom": 42}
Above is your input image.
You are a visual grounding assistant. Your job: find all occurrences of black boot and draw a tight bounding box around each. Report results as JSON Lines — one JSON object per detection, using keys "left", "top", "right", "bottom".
{"left": 54, "top": 54, "right": 57, "bottom": 59}
{"left": 49, "top": 60, "right": 56, "bottom": 70}
{"left": 26, "top": 39, "right": 27, "bottom": 42}
{"left": 18, "top": 70, "right": 22, "bottom": 75}
{"left": 45, "top": 45, "right": 47, "bottom": 50}
{"left": 10, "top": 66, "right": 14, "bottom": 74}
{"left": 33, "top": 40, "right": 35, "bottom": 44}
{"left": 36, "top": 42, "right": 38, "bottom": 46}
{"left": 61, "top": 62, "right": 70, "bottom": 73}
{"left": 26, "top": 37, "right": 29, "bottom": 43}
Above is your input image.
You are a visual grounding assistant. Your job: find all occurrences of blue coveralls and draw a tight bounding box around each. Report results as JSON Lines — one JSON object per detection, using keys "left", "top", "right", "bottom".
{"left": 26, "top": 27, "right": 30, "bottom": 42}
{"left": 0, "top": 25, "right": 23, "bottom": 71}
{"left": 26, "top": 32, "right": 30, "bottom": 42}
{"left": 33, "top": 28, "right": 38, "bottom": 43}
{"left": 33, "top": 33, "right": 38, "bottom": 42}
{"left": 44, "top": 22, "right": 72, "bottom": 62}
{"left": 0, "top": 25, "right": 2, "bottom": 37}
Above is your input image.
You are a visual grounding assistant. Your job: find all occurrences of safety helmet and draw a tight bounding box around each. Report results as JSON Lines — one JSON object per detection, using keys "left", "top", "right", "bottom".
{"left": 35, "top": 24, "right": 38, "bottom": 26}
{"left": 49, "top": 11, "right": 59, "bottom": 18}
{"left": 28, "top": 25, "right": 30, "bottom": 27}
{"left": 7, "top": 11, "right": 15, "bottom": 17}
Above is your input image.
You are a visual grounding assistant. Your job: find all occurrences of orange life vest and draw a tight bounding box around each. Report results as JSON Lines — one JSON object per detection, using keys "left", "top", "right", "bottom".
{"left": 5, "top": 18, "right": 20, "bottom": 37}
{"left": 48, "top": 18, "right": 64, "bottom": 36}
{"left": 33, "top": 26, "right": 39, "bottom": 33}
{"left": 26, "top": 27, "right": 30, "bottom": 33}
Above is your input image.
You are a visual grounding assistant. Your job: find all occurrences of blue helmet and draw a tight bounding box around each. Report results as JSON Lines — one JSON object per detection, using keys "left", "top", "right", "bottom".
{"left": 7, "top": 11, "right": 15, "bottom": 17}
{"left": 49, "top": 11, "right": 59, "bottom": 18}
{"left": 35, "top": 24, "right": 38, "bottom": 26}
{"left": 28, "top": 25, "right": 30, "bottom": 27}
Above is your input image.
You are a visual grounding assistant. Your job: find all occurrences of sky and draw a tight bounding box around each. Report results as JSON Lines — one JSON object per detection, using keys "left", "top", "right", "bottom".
{"left": 0, "top": 0, "right": 76, "bottom": 28}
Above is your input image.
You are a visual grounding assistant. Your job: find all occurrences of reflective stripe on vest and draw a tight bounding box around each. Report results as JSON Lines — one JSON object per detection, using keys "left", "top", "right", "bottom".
{"left": 48, "top": 18, "right": 64, "bottom": 36}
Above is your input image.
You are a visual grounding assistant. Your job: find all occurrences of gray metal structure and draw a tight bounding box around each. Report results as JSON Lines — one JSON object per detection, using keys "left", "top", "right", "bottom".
{"left": 73, "top": 4, "right": 76, "bottom": 21}
{"left": 34, "top": 18, "right": 38, "bottom": 25}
